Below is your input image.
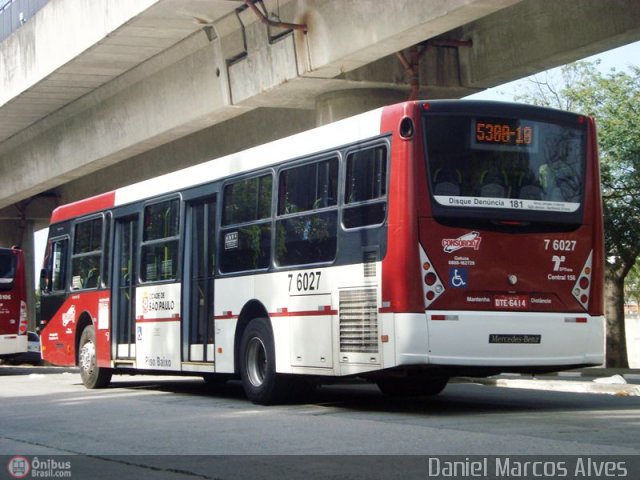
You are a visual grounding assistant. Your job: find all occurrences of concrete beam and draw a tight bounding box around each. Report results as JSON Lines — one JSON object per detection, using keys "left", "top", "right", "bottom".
{"left": 0, "top": 0, "right": 520, "bottom": 212}
{"left": 0, "top": 34, "right": 242, "bottom": 210}
{"left": 55, "top": 107, "right": 316, "bottom": 205}
{"left": 456, "top": 0, "right": 640, "bottom": 88}
{"left": 0, "top": 0, "right": 159, "bottom": 107}
{"left": 3, "top": 0, "right": 640, "bottom": 217}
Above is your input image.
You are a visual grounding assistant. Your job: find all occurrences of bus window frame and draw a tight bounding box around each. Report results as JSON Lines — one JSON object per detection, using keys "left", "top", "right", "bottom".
{"left": 70, "top": 214, "right": 105, "bottom": 291}
{"left": 41, "top": 235, "right": 70, "bottom": 295}
{"left": 139, "top": 195, "right": 183, "bottom": 284}
{"left": 422, "top": 110, "right": 588, "bottom": 228}
{"left": 275, "top": 154, "right": 340, "bottom": 268}
{"left": 0, "top": 250, "right": 16, "bottom": 291}
{"left": 341, "top": 140, "right": 390, "bottom": 231}
{"left": 218, "top": 170, "right": 274, "bottom": 275}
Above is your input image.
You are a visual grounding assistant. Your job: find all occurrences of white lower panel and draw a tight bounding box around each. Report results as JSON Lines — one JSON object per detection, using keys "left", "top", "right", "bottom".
{"left": 189, "top": 344, "right": 214, "bottom": 362}
{"left": 182, "top": 363, "right": 214, "bottom": 373}
{"left": 116, "top": 343, "right": 135, "bottom": 358}
{"left": 136, "top": 320, "right": 181, "bottom": 371}
{"left": 425, "top": 311, "right": 605, "bottom": 367}
{"left": 391, "top": 312, "right": 605, "bottom": 368}
{"left": 0, "top": 334, "right": 27, "bottom": 355}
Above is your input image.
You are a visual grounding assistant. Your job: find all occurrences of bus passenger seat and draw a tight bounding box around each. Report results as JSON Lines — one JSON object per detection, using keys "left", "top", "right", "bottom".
{"left": 433, "top": 167, "right": 462, "bottom": 196}
{"left": 479, "top": 166, "right": 507, "bottom": 198}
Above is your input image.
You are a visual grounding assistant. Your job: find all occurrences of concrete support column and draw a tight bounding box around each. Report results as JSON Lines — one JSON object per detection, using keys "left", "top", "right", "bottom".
{"left": 315, "top": 89, "right": 407, "bottom": 126}
{"left": 0, "top": 219, "right": 37, "bottom": 331}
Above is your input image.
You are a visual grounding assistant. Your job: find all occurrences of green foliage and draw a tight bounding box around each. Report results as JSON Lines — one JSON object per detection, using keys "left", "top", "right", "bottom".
{"left": 515, "top": 60, "right": 640, "bottom": 366}
{"left": 517, "top": 62, "right": 640, "bottom": 278}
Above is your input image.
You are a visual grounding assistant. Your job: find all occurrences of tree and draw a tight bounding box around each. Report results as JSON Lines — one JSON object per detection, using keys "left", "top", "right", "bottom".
{"left": 515, "top": 61, "right": 640, "bottom": 367}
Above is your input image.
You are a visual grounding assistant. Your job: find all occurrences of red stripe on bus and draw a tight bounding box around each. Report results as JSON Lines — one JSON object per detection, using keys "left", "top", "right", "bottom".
{"left": 271, "top": 308, "right": 338, "bottom": 317}
{"left": 213, "top": 308, "right": 338, "bottom": 320}
{"left": 135, "top": 317, "right": 181, "bottom": 323}
{"left": 51, "top": 191, "right": 116, "bottom": 223}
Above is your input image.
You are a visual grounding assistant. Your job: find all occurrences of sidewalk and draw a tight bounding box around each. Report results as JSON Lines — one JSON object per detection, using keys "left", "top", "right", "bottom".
{"left": 459, "top": 369, "right": 640, "bottom": 396}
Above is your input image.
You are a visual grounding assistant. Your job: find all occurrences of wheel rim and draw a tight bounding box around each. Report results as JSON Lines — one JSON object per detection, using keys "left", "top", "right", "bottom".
{"left": 246, "top": 336, "right": 267, "bottom": 387}
{"left": 79, "top": 341, "right": 96, "bottom": 376}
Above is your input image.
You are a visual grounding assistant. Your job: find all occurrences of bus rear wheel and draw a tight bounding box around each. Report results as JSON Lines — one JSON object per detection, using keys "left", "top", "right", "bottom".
{"left": 239, "top": 318, "right": 290, "bottom": 405}
{"left": 78, "top": 325, "right": 112, "bottom": 389}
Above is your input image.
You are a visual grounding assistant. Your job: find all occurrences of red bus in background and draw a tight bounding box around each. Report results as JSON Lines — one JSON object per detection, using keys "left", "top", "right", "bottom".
{"left": 39, "top": 100, "right": 605, "bottom": 404}
{"left": 0, "top": 247, "right": 29, "bottom": 359}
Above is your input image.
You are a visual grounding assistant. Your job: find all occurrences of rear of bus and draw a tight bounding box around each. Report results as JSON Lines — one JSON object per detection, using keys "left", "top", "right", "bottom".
{"left": 415, "top": 101, "right": 604, "bottom": 373}
{"left": 0, "top": 247, "right": 28, "bottom": 359}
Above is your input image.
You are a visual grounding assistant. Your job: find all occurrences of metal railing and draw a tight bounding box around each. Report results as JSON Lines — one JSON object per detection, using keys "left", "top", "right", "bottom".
{"left": 1, "top": 0, "right": 49, "bottom": 43}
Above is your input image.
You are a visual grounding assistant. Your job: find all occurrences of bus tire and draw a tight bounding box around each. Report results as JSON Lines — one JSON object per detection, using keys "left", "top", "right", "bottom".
{"left": 78, "top": 325, "right": 112, "bottom": 389}
{"left": 377, "top": 376, "right": 448, "bottom": 397}
{"left": 239, "top": 318, "right": 290, "bottom": 405}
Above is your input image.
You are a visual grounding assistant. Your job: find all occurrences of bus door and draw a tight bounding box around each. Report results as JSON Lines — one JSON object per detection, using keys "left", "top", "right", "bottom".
{"left": 183, "top": 198, "right": 216, "bottom": 364}
{"left": 112, "top": 215, "right": 138, "bottom": 361}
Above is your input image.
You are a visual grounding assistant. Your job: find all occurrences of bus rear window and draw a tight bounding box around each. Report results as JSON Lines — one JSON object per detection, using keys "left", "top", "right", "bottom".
{"left": 424, "top": 114, "right": 586, "bottom": 217}
{"left": 0, "top": 252, "right": 16, "bottom": 290}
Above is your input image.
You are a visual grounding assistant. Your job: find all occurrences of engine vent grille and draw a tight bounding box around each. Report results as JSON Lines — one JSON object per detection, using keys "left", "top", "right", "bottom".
{"left": 339, "top": 288, "right": 378, "bottom": 353}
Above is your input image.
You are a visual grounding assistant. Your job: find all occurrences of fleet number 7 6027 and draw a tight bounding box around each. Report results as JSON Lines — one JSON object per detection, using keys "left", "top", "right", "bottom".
{"left": 288, "top": 271, "right": 322, "bottom": 293}
{"left": 544, "top": 239, "right": 576, "bottom": 251}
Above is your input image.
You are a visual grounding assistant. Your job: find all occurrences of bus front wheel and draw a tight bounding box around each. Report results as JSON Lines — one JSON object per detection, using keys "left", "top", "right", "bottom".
{"left": 239, "top": 318, "right": 290, "bottom": 405}
{"left": 78, "top": 325, "right": 112, "bottom": 389}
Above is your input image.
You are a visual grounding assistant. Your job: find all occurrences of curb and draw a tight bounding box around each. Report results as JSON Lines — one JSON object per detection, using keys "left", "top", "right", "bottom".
{"left": 457, "top": 376, "right": 640, "bottom": 396}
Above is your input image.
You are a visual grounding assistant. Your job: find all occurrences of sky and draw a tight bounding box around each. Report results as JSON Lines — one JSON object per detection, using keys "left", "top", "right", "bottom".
{"left": 31, "top": 40, "right": 640, "bottom": 281}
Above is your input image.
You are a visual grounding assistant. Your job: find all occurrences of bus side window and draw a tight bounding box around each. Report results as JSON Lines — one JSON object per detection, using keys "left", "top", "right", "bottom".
{"left": 141, "top": 199, "right": 180, "bottom": 282}
{"left": 343, "top": 145, "right": 388, "bottom": 229}
{"left": 71, "top": 217, "right": 103, "bottom": 290}
{"left": 42, "top": 238, "right": 69, "bottom": 293}
{"left": 275, "top": 157, "right": 338, "bottom": 266}
{"left": 220, "top": 174, "right": 273, "bottom": 273}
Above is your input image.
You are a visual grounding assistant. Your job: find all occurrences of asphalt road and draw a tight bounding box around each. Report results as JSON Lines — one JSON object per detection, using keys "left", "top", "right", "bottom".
{"left": 1, "top": 366, "right": 639, "bottom": 479}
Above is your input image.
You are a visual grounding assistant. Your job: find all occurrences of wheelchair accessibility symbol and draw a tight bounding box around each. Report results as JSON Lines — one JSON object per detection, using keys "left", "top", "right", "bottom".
{"left": 449, "top": 268, "right": 468, "bottom": 288}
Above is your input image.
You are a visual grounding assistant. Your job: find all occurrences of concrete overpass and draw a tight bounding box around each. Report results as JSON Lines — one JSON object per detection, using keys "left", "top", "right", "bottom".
{"left": 1, "top": 0, "right": 640, "bottom": 321}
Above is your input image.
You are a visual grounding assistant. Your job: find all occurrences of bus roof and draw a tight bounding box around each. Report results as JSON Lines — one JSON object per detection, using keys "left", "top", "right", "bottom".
{"left": 50, "top": 105, "right": 386, "bottom": 224}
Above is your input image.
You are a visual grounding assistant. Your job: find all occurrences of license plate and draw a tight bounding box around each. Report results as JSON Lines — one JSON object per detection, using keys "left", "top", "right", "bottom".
{"left": 493, "top": 294, "right": 528, "bottom": 310}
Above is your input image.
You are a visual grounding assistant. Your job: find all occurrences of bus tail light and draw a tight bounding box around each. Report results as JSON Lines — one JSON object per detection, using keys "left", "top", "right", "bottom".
{"left": 572, "top": 251, "right": 593, "bottom": 309}
{"left": 419, "top": 245, "right": 444, "bottom": 308}
{"left": 19, "top": 300, "right": 28, "bottom": 335}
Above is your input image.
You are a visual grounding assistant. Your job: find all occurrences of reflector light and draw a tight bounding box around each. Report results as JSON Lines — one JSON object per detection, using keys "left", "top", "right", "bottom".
{"left": 419, "top": 245, "right": 444, "bottom": 308}
{"left": 565, "top": 317, "right": 588, "bottom": 324}
{"left": 424, "top": 272, "right": 437, "bottom": 286}
{"left": 18, "top": 300, "right": 28, "bottom": 335}
{"left": 431, "top": 314, "right": 459, "bottom": 321}
{"left": 572, "top": 251, "right": 593, "bottom": 309}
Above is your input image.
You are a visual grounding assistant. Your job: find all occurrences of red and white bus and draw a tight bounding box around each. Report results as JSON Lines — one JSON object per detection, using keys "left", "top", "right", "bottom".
{"left": 0, "top": 246, "right": 29, "bottom": 359}
{"left": 39, "top": 100, "right": 605, "bottom": 403}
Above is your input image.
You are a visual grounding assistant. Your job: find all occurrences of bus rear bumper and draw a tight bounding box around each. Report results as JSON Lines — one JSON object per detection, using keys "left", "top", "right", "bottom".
{"left": 0, "top": 334, "right": 28, "bottom": 358}
{"left": 393, "top": 311, "right": 605, "bottom": 369}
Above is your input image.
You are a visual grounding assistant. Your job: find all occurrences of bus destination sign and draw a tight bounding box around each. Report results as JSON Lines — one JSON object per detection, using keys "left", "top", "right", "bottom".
{"left": 471, "top": 117, "right": 538, "bottom": 152}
